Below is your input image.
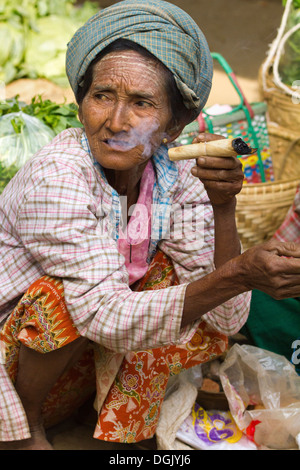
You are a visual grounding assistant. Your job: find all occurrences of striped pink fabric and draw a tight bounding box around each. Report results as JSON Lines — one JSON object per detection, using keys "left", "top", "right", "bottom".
{"left": 273, "top": 185, "right": 300, "bottom": 244}
{"left": 0, "top": 128, "right": 250, "bottom": 441}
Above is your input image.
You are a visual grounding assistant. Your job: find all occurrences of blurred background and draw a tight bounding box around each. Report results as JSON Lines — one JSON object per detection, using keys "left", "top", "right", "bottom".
{"left": 1, "top": 0, "right": 285, "bottom": 105}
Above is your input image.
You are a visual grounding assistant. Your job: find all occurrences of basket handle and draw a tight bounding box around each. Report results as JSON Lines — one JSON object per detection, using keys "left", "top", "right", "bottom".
{"left": 272, "top": 23, "right": 300, "bottom": 100}
{"left": 261, "top": 0, "right": 300, "bottom": 101}
{"left": 205, "top": 53, "right": 255, "bottom": 119}
{"left": 197, "top": 53, "right": 266, "bottom": 182}
{"left": 197, "top": 52, "right": 255, "bottom": 128}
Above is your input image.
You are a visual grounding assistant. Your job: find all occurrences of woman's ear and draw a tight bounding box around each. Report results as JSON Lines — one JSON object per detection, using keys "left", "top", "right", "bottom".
{"left": 78, "top": 105, "right": 84, "bottom": 126}
{"left": 165, "top": 122, "right": 186, "bottom": 144}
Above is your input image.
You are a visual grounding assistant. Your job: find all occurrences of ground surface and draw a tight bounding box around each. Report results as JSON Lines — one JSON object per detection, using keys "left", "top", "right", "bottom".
{"left": 7, "top": 0, "right": 286, "bottom": 451}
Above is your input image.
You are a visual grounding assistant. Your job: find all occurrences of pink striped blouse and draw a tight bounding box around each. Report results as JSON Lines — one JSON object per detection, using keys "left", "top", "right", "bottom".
{"left": 0, "top": 128, "right": 251, "bottom": 441}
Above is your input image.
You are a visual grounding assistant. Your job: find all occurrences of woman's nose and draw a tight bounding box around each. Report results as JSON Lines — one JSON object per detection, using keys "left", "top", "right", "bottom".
{"left": 106, "top": 102, "right": 130, "bottom": 134}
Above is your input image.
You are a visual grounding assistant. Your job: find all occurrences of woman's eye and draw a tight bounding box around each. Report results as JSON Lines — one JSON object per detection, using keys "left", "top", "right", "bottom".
{"left": 136, "top": 100, "right": 151, "bottom": 108}
{"left": 95, "top": 93, "right": 108, "bottom": 101}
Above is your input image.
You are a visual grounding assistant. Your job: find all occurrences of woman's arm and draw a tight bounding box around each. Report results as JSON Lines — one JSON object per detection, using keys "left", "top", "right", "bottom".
{"left": 177, "top": 133, "right": 300, "bottom": 328}
{"left": 212, "top": 199, "right": 241, "bottom": 267}
{"left": 189, "top": 133, "right": 243, "bottom": 267}
{"left": 182, "top": 239, "right": 300, "bottom": 328}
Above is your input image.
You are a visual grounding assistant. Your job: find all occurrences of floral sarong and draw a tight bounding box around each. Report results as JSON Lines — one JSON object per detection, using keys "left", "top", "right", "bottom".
{"left": 0, "top": 250, "right": 228, "bottom": 442}
{"left": 0, "top": 277, "right": 96, "bottom": 429}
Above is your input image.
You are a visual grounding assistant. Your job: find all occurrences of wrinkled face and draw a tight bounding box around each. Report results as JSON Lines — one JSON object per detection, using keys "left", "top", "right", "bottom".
{"left": 79, "top": 50, "right": 177, "bottom": 172}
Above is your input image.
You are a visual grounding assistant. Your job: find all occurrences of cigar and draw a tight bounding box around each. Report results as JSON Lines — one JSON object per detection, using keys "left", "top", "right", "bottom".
{"left": 168, "top": 137, "right": 257, "bottom": 161}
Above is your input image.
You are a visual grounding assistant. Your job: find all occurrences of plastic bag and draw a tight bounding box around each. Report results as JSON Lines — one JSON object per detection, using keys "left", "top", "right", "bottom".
{"left": 176, "top": 404, "right": 257, "bottom": 450}
{"left": 0, "top": 111, "right": 55, "bottom": 193}
{"left": 219, "top": 344, "right": 300, "bottom": 449}
{"left": 0, "top": 111, "right": 55, "bottom": 169}
{"left": 158, "top": 364, "right": 256, "bottom": 450}
{"left": 164, "top": 364, "right": 203, "bottom": 400}
{"left": 156, "top": 371, "right": 199, "bottom": 450}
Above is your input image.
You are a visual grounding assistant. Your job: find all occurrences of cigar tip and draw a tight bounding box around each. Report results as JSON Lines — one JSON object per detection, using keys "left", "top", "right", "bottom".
{"left": 232, "top": 137, "right": 257, "bottom": 155}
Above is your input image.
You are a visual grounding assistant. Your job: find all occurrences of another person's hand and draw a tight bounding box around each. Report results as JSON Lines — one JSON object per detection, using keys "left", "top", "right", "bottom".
{"left": 239, "top": 239, "right": 300, "bottom": 299}
{"left": 191, "top": 133, "right": 244, "bottom": 206}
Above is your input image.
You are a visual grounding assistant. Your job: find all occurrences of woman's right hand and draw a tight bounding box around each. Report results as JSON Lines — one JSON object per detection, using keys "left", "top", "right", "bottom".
{"left": 238, "top": 239, "right": 300, "bottom": 299}
{"left": 191, "top": 133, "right": 244, "bottom": 207}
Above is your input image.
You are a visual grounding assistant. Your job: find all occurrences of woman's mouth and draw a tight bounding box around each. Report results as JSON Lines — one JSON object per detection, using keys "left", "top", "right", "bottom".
{"left": 104, "top": 138, "right": 135, "bottom": 151}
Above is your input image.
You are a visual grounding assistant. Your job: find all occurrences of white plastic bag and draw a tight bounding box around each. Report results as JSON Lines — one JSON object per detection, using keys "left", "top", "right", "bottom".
{"left": 0, "top": 111, "right": 55, "bottom": 169}
{"left": 156, "top": 371, "right": 198, "bottom": 450}
{"left": 158, "top": 365, "right": 256, "bottom": 450}
{"left": 219, "top": 344, "right": 300, "bottom": 449}
{"left": 176, "top": 404, "right": 257, "bottom": 450}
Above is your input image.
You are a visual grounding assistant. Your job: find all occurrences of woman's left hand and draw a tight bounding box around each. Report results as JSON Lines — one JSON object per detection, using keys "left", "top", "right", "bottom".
{"left": 190, "top": 133, "right": 244, "bottom": 206}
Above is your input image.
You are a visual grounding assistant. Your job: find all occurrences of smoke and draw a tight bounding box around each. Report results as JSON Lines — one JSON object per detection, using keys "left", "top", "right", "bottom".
{"left": 106, "top": 120, "right": 166, "bottom": 157}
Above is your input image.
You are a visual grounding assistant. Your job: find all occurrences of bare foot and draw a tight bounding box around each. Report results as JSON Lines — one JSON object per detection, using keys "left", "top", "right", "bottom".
{"left": 0, "top": 426, "right": 53, "bottom": 450}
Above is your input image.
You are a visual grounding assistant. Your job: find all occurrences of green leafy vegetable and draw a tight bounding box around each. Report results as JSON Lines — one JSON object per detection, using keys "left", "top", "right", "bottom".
{"left": 279, "top": 2, "right": 300, "bottom": 86}
{"left": 0, "top": 0, "right": 99, "bottom": 84}
{"left": 0, "top": 94, "right": 82, "bottom": 134}
{"left": 10, "top": 114, "right": 26, "bottom": 134}
{"left": 0, "top": 161, "right": 19, "bottom": 193}
{"left": 0, "top": 94, "right": 82, "bottom": 192}
{"left": 283, "top": 0, "right": 300, "bottom": 8}
{"left": 0, "top": 22, "right": 26, "bottom": 83}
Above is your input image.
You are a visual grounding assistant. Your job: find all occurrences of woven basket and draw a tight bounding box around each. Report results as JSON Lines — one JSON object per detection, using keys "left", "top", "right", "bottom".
{"left": 236, "top": 178, "right": 299, "bottom": 250}
{"left": 259, "top": 62, "right": 300, "bottom": 133}
{"left": 236, "top": 122, "right": 300, "bottom": 250}
{"left": 235, "top": 0, "right": 300, "bottom": 250}
{"left": 259, "top": 0, "right": 300, "bottom": 133}
{"left": 267, "top": 123, "right": 300, "bottom": 180}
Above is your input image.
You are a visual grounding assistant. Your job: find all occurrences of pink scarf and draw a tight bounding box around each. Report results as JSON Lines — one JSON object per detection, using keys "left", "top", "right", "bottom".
{"left": 117, "top": 161, "right": 155, "bottom": 285}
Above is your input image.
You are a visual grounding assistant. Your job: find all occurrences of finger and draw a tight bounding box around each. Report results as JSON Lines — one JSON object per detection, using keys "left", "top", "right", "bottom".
{"left": 278, "top": 255, "right": 300, "bottom": 271}
{"left": 195, "top": 156, "right": 242, "bottom": 170}
{"left": 277, "top": 242, "right": 300, "bottom": 259}
{"left": 265, "top": 284, "right": 300, "bottom": 300}
{"left": 191, "top": 167, "right": 244, "bottom": 183}
{"left": 198, "top": 179, "right": 243, "bottom": 195}
{"left": 193, "top": 132, "right": 225, "bottom": 144}
{"left": 267, "top": 275, "right": 300, "bottom": 299}
{"left": 265, "top": 256, "right": 300, "bottom": 279}
{"left": 264, "top": 240, "right": 300, "bottom": 259}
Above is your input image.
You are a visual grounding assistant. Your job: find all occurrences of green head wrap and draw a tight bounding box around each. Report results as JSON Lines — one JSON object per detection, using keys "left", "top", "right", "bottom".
{"left": 66, "top": 0, "right": 213, "bottom": 114}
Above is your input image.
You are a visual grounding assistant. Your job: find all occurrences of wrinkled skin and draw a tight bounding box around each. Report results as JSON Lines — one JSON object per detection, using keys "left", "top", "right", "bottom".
{"left": 78, "top": 50, "right": 182, "bottom": 202}
{"left": 239, "top": 239, "right": 300, "bottom": 299}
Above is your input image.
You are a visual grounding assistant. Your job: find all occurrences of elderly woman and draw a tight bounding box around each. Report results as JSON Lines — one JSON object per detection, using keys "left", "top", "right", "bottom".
{"left": 1, "top": 0, "right": 300, "bottom": 451}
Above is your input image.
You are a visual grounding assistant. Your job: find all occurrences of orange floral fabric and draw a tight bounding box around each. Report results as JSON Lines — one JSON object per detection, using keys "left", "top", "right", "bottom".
{"left": 0, "top": 276, "right": 95, "bottom": 428}
{"left": 1, "top": 250, "right": 228, "bottom": 441}
{"left": 93, "top": 250, "right": 228, "bottom": 442}
{"left": 93, "top": 321, "right": 227, "bottom": 443}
